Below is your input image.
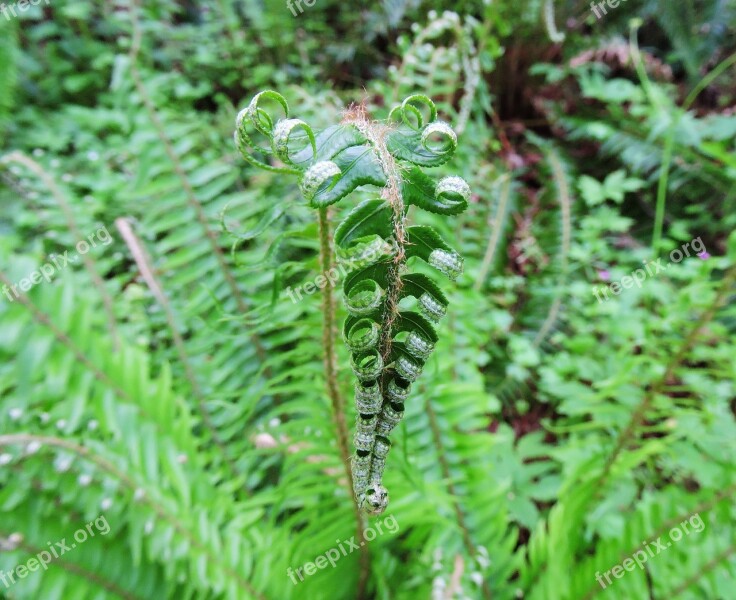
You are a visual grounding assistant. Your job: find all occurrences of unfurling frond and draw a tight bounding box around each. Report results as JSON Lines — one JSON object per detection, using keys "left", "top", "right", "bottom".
{"left": 235, "top": 91, "right": 469, "bottom": 514}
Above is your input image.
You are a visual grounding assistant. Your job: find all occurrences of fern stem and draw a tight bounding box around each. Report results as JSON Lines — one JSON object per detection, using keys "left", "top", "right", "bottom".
{"left": 0, "top": 533, "right": 139, "bottom": 599}
{"left": 341, "top": 108, "right": 409, "bottom": 510}
{"left": 630, "top": 23, "right": 669, "bottom": 253}
{"left": 652, "top": 129, "right": 675, "bottom": 253}
{"left": 546, "top": 149, "right": 572, "bottom": 278}
{"left": 317, "top": 207, "right": 370, "bottom": 600}
{"left": 595, "top": 264, "right": 736, "bottom": 489}
{"left": 669, "top": 543, "right": 736, "bottom": 597}
{"left": 0, "top": 434, "right": 268, "bottom": 600}
{"left": 653, "top": 46, "right": 736, "bottom": 252}
{"left": 475, "top": 174, "right": 511, "bottom": 292}
{"left": 343, "top": 105, "right": 406, "bottom": 363}
{"left": 0, "top": 272, "right": 139, "bottom": 414}
{"left": 426, "top": 399, "right": 492, "bottom": 599}
{"left": 317, "top": 208, "right": 353, "bottom": 484}
{"left": 127, "top": 0, "right": 268, "bottom": 366}
{"left": 0, "top": 151, "right": 120, "bottom": 351}
{"left": 582, "top": 482, "right": 736, "bottom": 600}
{"left": 115, "top": 218, "right": 244, "bottom": 487}
{"left": 634, "top": 19, "right": 736, "bottom": 252}
{"left": 682, "top": 50, "right": 736, "bottom": 112}
{"left": 543, "top": 0, "right": 565, "bottom": 43}
{"left": 533, "top": 146, "right": 571, "bottom": 346}
{"left": 0, "top": 270, "right": 206, "bottom": 449}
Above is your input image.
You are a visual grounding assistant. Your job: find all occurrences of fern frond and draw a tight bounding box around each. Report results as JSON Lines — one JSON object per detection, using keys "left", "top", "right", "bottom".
{"left": 235, "top": 91, "right": 469, "bottom": 516}
{"left": 0, "top": 274, "right": 273, "bottom": 598}
{"left": 387, "top": 11, "right": 482, "bottom": 136}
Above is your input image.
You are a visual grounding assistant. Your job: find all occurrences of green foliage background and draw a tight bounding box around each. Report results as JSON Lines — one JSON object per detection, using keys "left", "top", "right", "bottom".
{"left": 0, "top": 1, "right": 735, "bottom": 599}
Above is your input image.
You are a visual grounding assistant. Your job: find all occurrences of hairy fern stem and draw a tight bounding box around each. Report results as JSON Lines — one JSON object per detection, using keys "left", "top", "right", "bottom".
{"left": 317, "top": 207, "right": 370, "bottom": 598}
{"left": 342, "top": 107, "right": 408, "bottom": 369}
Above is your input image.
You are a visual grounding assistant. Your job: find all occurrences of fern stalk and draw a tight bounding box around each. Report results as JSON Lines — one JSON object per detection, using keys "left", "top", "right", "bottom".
{"left": 631, "top": 19, "right": 736, "bottom": 251}
{"left": 115, "top": 218, "right": 244, "bottom": 486}
{"left": 0, "top": 272, "right": 138, "bottom": 414}
{"left": 654, "top": 49, "right": 736, "bottom": 251}
{"left": 581, "top": 482, "right": 736, "bottom": 600}
{"left": 342, "top": 106, "right": 406, "bottom": 361}
{"left": 1, "top": 151, "right": 120, "bottom": 350}
{"left": 317, "top": 206, "right": 371, "bottom": 599}
{"left": 543, "top": 0, "right": 565, "bottom": 43}
{"left": 0, "top": 534, "right": 138, "bottom": 600}
{"left": 533, "top": 144, "right": 572, "bottom": 346}
{"left": 0, "top": 434, "right": 268, "bottom": 600}
{"left": 475, "top": 173, "right": 512, "bottom": 291}
{"left": 669, "top": 544, "right": 736, "bottom": 597}
{"left": 426, "top": 398, "right": 492, "bottom": 599}
{"left": 128, "top": 0, "right": 268, "bottom": 365}
{"left": 595, "top": 264, "right": 736, "bottom": 489}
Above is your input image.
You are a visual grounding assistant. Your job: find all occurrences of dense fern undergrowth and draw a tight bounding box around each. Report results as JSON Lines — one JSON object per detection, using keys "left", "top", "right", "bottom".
{"left": 0, "top": 1, "right": 735, "bottom": 599}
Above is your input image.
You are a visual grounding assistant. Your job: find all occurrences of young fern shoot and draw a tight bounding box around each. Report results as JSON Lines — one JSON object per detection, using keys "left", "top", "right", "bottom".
{"left": 235, "top": 92, "right": 470, "bottom": 515}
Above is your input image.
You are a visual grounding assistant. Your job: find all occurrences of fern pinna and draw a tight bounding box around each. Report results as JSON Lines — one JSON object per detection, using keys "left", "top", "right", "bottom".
{"left": 235, "top": 91, "right": 470, "bottom": 515}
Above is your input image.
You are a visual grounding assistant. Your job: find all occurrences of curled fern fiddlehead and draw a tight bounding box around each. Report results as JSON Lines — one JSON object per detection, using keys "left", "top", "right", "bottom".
{"left": 235, "top": 92, "right": 469, "bottom": 515}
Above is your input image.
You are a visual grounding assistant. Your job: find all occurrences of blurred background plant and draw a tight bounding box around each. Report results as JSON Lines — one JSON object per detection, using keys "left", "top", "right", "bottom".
{"left": 0, "top": 0, "right": 734, "bottom": 598}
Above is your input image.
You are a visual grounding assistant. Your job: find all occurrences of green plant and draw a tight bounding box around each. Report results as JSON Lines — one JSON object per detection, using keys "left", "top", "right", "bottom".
{"left": 3, "top": 3, "right": 736, "bottom": 599}
{"left": 235, "top": 91, "right": 470, "bottom": 515}
{"left": 0, "top": 18, "right": 18, "bottom": 126}
{"left": 384, "top": 10, "right": 483, "bottom": 136}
